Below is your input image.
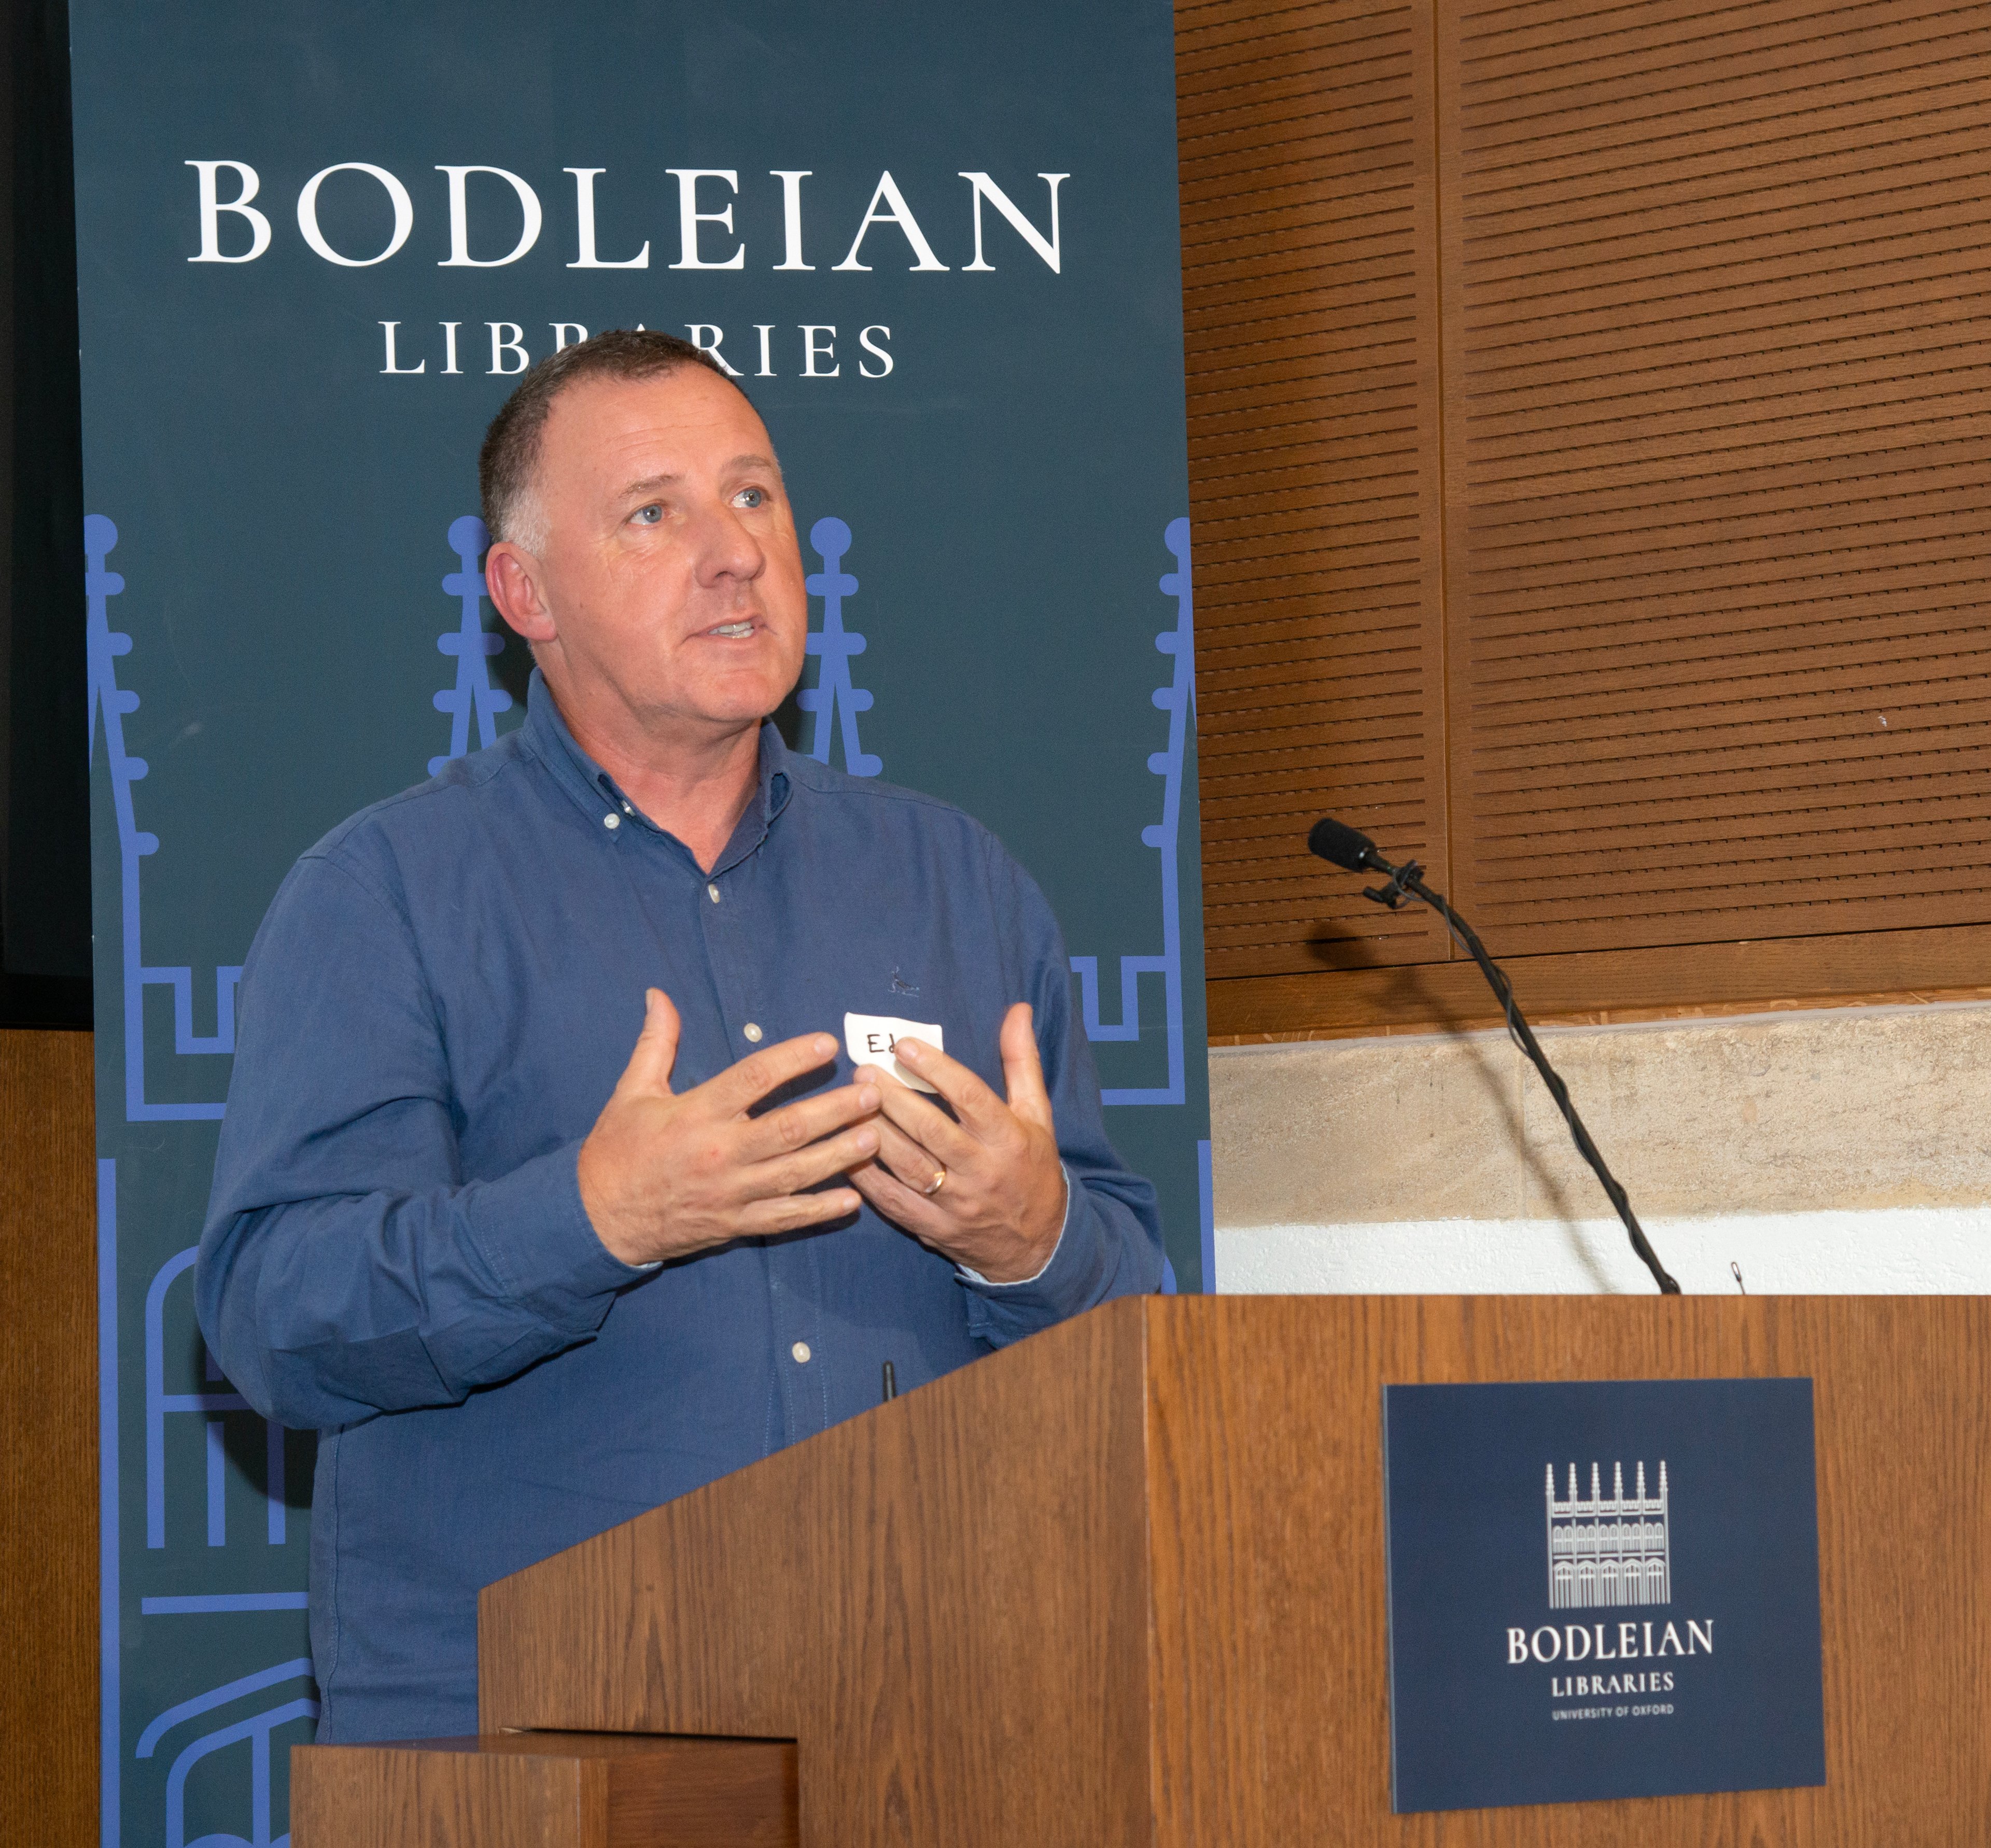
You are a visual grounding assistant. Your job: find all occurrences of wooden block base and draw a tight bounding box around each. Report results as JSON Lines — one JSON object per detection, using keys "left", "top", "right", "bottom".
{"left": 291, "top": 1731, "right": 797, "bottom": 1848}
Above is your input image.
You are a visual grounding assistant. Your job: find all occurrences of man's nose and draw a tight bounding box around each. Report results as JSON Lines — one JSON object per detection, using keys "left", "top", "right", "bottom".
{"left": 692, "top": 498, "right": 765, "bottom": 584}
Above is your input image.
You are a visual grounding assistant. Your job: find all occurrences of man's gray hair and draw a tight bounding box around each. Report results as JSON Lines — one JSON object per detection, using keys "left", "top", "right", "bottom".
{"left": 478, "top": 329, "right": 742, "bottom": 553}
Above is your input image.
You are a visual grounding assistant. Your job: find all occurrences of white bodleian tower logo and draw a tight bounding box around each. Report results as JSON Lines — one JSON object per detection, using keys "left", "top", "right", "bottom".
{"left": 1545, "top": 1461, "right": 1671, "bottom": 1609}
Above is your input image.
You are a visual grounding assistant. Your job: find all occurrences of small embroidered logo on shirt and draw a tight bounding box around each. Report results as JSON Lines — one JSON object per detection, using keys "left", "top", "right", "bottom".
{"left": 844, "top": 1012, "right": 945, "bottom": 1093}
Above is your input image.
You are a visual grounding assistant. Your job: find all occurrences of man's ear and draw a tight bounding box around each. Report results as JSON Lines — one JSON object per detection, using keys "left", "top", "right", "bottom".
{"left": 485, "top": 540, "right": 555, "bottom": 643}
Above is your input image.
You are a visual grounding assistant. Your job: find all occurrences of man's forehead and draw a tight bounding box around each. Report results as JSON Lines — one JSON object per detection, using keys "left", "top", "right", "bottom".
{"left": 543, "top": 371, "right": 775, "bottom": 479}
{"left": 616, "top": 456, "right": 780, "bottom": 498}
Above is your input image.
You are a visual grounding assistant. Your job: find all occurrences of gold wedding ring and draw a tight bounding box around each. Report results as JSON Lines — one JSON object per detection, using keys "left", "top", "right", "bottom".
{"left": 921, "top": 1166, "right": 948, "bottom": 1197}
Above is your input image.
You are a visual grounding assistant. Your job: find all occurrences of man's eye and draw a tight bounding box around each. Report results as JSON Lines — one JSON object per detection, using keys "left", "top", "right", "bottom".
{"left": 736, "top": 487, "right": 766, "bottom": 509}
{"left": 631, "top": 504, "right": 662, "bottom": 525}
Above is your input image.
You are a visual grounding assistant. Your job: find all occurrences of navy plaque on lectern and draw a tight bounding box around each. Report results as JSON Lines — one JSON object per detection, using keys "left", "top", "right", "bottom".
{"left": 1381, "top": 1379, "right": 1826, "bottom": 1814}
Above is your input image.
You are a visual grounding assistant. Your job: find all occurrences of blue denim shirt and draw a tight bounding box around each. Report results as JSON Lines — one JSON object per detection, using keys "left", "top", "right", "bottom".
{"left": 197, "top": 673, "right": 1162, "bottom": 1743}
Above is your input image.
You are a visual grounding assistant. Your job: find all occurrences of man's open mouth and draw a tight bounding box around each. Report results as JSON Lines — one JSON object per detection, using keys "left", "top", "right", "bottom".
{"left": 706, "top": 620, "right": 755, "bottom": 638}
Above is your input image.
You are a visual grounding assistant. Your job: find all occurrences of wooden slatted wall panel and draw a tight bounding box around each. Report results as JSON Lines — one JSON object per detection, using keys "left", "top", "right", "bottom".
{"left": 0, "top": 1032, "right": 97, "bottom": 1847}
{"left": 1180, "top": 0, "right": 1451, "bottom": 977}
{"left": 1440, "top": 0, "right": 1991, "bottom": 958}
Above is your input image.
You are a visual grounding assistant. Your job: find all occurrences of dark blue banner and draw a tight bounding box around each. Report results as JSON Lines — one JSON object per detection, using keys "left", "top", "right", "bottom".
{"left": 1383, "top": 1378, "right": 1826, "bottom": 1813}
{"left": 70, "top": 4, "right": 1203, "bottom": 1838}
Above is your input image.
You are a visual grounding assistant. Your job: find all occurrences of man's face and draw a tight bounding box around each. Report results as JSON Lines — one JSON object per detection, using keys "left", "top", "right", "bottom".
{"left": 514, "top": 366, "right": 808, "bottom": 743}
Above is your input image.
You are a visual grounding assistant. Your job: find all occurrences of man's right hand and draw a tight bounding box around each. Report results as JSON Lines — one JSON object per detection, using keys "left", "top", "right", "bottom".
{"left": 578, "top": 988, "right": 879, "bottom": 1267}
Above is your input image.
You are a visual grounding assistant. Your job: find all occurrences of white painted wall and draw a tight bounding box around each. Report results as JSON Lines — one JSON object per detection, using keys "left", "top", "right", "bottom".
{"left": 1214, "top": 1208, "right": 1991, "bottom": 1295}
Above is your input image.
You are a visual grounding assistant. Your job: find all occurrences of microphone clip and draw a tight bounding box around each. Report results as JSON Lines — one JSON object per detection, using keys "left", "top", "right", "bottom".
{"left": 1361, "top": 857, "right": 1422, "bottom": 911}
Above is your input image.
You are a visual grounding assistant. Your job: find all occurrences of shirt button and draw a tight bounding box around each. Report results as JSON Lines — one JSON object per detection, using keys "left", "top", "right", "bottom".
{"left": 743, "top": 1022, "right": 763, "bottom": 1043}
{"left": 602, "top": 814, "right": 620, "bottom": 830}
{"left": 791, "top": 1341, "right": 811, "bottom": 1364}
{"left": 707, "top": 883, "right": 721, "bottom": 903}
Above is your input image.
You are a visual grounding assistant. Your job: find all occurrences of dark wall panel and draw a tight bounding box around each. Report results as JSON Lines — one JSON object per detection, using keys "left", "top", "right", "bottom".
{"left": 1, "top": 0, "right": 91, "bottom": 1023}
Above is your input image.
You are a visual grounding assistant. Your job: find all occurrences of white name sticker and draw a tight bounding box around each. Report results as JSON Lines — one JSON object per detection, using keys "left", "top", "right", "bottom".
{"left": 844, "top": 1013, "right": 945, "bottom": 1093}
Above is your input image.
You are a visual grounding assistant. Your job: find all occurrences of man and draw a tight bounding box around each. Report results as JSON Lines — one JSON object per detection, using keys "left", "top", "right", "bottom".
{"left": 197, "top": 329, "right": 1163, "bottom": 1744}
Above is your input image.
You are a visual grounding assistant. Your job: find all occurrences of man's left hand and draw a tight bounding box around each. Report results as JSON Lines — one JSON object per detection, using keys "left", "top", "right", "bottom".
{"left": 850, "top": 1001, "right": 1065, "bottom": 1283}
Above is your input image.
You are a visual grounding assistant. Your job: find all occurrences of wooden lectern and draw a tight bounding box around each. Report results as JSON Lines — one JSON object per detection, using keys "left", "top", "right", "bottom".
{"left": 293, "top": 1293, "right": 1991, "bottom": 1844}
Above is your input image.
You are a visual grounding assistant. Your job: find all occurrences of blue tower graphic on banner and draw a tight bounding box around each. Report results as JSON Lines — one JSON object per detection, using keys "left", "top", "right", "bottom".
{"left": 145, "top": 1250, "right": 295, "bottom": 1554}
{"left": 1070, "top": 516, "right": 1195, "bottom": 1108}
{"left": 428, "top": 516, "right": 513, "bottom": 774}
{"left": 86, "top": 515, "right": 241, "bottom": 1122}
{"left": 100, "top": 1159, "right": 316, "bottom": 1848}
{"left": 133, "top": 1655, "right": 318, "bottom": 1848}
{"left": 800, "top": 516, "right": 881, "bottom": 775}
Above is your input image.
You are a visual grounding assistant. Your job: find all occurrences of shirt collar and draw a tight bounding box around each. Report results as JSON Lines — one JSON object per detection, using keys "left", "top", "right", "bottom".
{"left": 521, "top": 669, "right": 795, "bottom": 870}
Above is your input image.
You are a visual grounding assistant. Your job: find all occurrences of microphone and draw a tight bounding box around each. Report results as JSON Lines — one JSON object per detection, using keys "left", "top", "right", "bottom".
{"left": 1306, "top": 815, "right": 1382, "bottom": 872}
{"left": 1306, "top": 818, "right": 1681, "bottom": 1295}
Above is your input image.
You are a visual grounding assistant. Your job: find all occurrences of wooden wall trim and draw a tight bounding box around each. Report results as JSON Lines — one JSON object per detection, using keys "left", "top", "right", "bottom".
{"left": 0, "top": 1029, "right": 99, "bottom": 1847}
{"left": 1208, "top": 920, "right": 1991, "bottom": 1040}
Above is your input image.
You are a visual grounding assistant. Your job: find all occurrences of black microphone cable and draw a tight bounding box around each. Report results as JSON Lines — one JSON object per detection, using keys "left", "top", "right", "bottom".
{"left": 1307, "top": 818, "right": 1682, "bottom": 1296}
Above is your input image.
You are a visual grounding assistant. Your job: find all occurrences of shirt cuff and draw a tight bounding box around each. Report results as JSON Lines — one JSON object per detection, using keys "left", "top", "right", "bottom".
{"left": 959, "top": 1165, "right": 1118, "bottom": 1346}
{"left": 461, "top": 1138, "right": 655, "bottom": 1334}
{"left": 955, "top": 1165, "right": 1072, "bottom": 1289}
